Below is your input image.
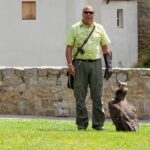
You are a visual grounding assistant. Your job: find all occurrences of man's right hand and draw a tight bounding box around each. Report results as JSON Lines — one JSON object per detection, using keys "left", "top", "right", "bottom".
{"left": 68, "top": 63, "right": 75, "bottom": 76}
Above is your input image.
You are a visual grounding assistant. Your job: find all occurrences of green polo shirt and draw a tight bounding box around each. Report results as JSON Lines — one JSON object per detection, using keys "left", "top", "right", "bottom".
{"left": 65, "top": 21, "right": 110, "bottom": 60}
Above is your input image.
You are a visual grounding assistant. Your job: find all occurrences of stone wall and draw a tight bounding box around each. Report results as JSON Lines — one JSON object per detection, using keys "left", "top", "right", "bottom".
{"left": 0, "top": 67, "right": 150, "bottom": 119}
{"left": 138, "top": 0, "right": 150, "bottom": 49}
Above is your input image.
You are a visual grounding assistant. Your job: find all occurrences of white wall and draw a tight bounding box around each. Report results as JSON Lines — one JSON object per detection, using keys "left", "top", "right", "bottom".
{"left": 0, "top": 0, "right": 138, "bottom": 67}
{"left": 66, "top": 0, "right": 86, "bottom": 31}
{"left": 0, "top": 0, "right": 67, "bottom": 66}
{"left": 100, "top": 0, "right": 138, "bottom": 67}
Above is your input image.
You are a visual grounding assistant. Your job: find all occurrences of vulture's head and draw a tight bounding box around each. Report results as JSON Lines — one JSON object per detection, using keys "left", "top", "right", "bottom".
{"left": 118, "top": 81, "right": 128, "bottom": 89}
{"left": 114, "top": 81, "right": 128, "bottom": 102}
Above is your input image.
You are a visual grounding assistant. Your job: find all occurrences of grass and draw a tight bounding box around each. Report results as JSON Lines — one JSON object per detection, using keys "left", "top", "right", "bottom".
{"left": 0, "top": 118, "right": 150, "bottom": 150}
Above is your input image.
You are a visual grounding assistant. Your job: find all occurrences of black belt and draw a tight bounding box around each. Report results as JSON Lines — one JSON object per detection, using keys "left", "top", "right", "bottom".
{"left": 75, "top": 59, "right": 100, "bottom": 62}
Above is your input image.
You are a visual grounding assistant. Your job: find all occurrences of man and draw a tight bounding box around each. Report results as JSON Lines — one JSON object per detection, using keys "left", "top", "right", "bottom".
{"left": 65, "top": 5, "right": 112, "bottom": 131}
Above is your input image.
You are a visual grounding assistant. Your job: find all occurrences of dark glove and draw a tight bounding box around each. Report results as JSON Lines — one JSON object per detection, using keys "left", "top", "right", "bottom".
{"left": 103, "top": 52, "right": 113, "bottom": 80}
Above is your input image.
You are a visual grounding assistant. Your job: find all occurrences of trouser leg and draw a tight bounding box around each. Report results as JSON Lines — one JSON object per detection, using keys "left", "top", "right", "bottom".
{"left": 74, "top": 60, "right": 89, "bottom": 129}
{"left": 89, "top": 60, "right": 105, "bottom": 129}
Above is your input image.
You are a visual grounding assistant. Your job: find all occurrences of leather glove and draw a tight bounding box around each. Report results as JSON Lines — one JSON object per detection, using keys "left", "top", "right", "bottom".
{"left": 103, "top": 52, "right": 113, "bottom": 80}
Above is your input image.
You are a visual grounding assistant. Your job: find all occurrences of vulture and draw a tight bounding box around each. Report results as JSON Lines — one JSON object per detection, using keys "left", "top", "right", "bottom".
{"left": 108, "top": 81, "right": 139, "bottom": 131}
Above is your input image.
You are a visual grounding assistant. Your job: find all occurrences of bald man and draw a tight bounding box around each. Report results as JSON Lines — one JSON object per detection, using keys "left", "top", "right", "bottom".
{"left": 65, "top": 5, "right": 112, "bottom": 131}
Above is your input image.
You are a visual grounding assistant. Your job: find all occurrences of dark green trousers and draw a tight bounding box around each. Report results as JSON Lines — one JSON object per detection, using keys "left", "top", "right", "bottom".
{"left": 74, "top": 59, "right": 105, "bottom": 129}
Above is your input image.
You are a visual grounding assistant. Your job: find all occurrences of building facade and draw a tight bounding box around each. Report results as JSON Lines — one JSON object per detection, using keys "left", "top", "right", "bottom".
{"left": 0, "top": 0, "right": 138, "bottom": 67}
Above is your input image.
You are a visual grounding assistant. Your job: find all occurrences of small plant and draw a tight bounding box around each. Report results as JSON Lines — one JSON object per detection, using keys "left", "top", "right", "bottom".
{"left": 144, "top": 58, "right": 150, "bottom": 68}
{"left": 134, "top": 49, "right": 150, "bottom": 68}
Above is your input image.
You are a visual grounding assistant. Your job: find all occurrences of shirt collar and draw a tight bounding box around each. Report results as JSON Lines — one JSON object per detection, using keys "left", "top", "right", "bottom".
{"left": 80, "top": 21, "right": 95, "bottom": 27}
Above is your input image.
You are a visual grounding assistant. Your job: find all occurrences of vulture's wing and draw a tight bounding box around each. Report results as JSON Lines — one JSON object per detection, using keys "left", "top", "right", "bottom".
{"left": 108, "top": 101, "right": 139, "bottom": 131}
{"left": 122, "top": 102, "right": 139, "bottom": 131}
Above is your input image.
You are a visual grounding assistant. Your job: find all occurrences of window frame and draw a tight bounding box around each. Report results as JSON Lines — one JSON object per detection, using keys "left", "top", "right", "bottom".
{"left": 117, "top": 9, "right": 123, "bottom": 28}
{"left": 22, "top": 1, "right": 36, "bottom": 20}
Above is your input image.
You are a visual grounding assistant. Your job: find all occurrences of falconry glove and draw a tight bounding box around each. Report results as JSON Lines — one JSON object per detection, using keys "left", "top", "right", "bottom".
{"left": 103, "top": 52, "right": 112, "bottom": 80}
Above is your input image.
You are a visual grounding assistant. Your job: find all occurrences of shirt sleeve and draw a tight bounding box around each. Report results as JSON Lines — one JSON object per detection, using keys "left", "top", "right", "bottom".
{"left": 65, "top": 26, "right": 75, "bottom": 46}
{"left": 100, "top": 26, "right": 110, "bottom": 46}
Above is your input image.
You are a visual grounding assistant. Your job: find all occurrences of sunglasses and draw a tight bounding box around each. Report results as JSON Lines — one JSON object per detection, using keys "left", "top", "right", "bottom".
{"left": 83, "top": 11, "right": 94, "bottom": 14}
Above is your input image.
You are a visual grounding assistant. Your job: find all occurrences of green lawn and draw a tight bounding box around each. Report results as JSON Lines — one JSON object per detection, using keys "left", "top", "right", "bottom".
{"left": 0, "top": 118, "right": 150, "bottom": 150}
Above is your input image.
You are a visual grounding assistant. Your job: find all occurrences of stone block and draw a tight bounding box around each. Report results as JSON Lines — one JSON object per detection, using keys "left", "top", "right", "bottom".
{"left": 24, "top": 69, "right": 38, "bottom": 77}
{"left": 37, "top": 69, "right": 47, "bottom": 76}
{"left": 144, "top": 103, "right": 150, "bottom": 113}
{"left": 45, "top": 109, "right": 56, "bottom": 116}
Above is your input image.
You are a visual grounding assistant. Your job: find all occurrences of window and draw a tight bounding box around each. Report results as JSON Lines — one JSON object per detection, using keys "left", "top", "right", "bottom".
{"left": 22, "top": 1, "right": 36, "bottom": 20}
{"left": 117, "top": 9, "right": 123, "bottom": 28}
